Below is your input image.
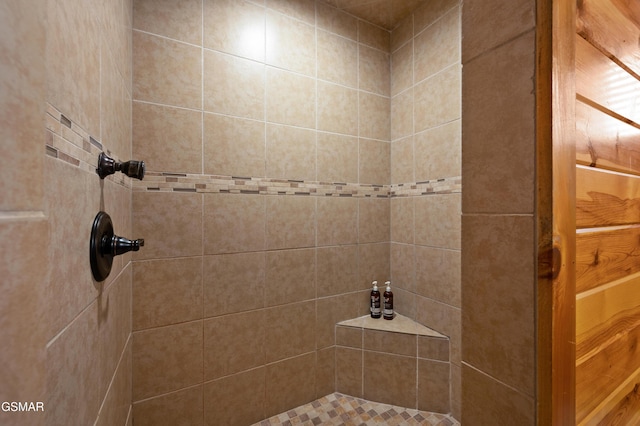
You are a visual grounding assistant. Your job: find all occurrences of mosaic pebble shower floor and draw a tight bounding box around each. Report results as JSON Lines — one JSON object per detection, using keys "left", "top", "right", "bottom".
{"left": 253, "top": 393, "right": 459, "bottom": 426}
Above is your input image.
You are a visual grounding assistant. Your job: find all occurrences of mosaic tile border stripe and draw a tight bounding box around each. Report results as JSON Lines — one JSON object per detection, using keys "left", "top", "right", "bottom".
{"left": 133, "top": 173, "right": 461, "bottom": 198}
{"left": 44, "top": 103, "right": 131, "bottom": 188}
{"left": 44, "top": 102, "right": 462, "bottom": 197}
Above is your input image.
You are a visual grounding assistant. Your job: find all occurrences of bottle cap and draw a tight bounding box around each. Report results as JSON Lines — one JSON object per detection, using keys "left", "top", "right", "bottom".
{"left": 372, "top": 280, "right": 378, "bottom": 291}
{"left": 385, "top": 281, "right": 391, "bottom": 291}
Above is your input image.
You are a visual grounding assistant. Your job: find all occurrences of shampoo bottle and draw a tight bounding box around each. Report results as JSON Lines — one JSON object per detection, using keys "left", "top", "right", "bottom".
{"left": 370, "top": 281, "right": 381, "bottom": 318}
{"left": 383, "top": 281, "right": 394, "bottom": 320}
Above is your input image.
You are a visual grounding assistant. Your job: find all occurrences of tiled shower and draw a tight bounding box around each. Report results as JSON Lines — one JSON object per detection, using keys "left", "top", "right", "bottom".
{"left": 131, "top": 0, "right": 461, "bottom": 423}
{"left": 2, "top": 0, "right": 540, "bottom": 424}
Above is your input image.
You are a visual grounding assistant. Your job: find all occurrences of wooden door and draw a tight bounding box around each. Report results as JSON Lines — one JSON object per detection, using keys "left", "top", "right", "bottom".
{"left": 575, "top": 0, "right": 640, "bottom": 423}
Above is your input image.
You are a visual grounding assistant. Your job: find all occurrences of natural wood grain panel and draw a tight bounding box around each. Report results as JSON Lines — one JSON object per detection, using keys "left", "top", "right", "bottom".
{"left": 577, "top": 0, "right": 640, "bottom": 77}
{"left": 576, "top": 311, "right": 640, "bottom": 422}
{"left": 578, "top": 366, "right": 640, "bottom": 425}
{"left": 575, "top": 226, "right": 640, "bottom": 294}
{"left": 576, "top": 272, "right": 640, "bottom": 352}
{"left": 576, "top": 166, "right": 640, "bottom": 228}
{"left": 576, "top": 35, "right": 640, "bottom": 125}
{"left": 576, "top": 100, "right": 640, "bottom": 174}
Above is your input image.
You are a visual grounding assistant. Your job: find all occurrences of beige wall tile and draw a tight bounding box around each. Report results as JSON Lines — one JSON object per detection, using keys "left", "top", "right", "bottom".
{"left": 415, "top": 297, "right": 461, "bottom": 365}
{"left": 359, "top": 198, "right": 390, "bottom": 244}
{"left": 203, "top": 252, "right": 266, "bottom": 317}
{"left": 414, "top": 0, "right": 459, "bottom": 34}
{"left": 133, "top": 102, "right": 203, "bottom": 174}
{"left": 364, "top": 330, "right": 416, "bottom": 357}
{"left": 359, "top": 139, "right": 390, "bottom": 185}
{"left": 414, "top": 193, "right": 460, "bottom": 249}
{"left": 46, "top": 301, "right": 101, "bottom": 426}
{"left": 391, "top": 88, "right": 413, "bottom": 141}
{"left": 47, "top": 0, "right": 100, "bottom": 136}
{"left": 360, "top": 45, "right": 390, "bottom": 96}
{"left": 134, "top": 0, "right": 202, "bottom": 44}
{"left": 391, "top": 12, "right": 412, "bottom": 53}
{"left": 204, "top": 310, "right": 266, "bottom": 380}
{"left": 317, "top": 197, "right": 358, "bottom": 246}
{"left": 358, "top": 20, "right": 389, "bottom": 52}
{"left": 336, "top": 326, "right": 362, "bottom": 348}
{"left": 101, "top": 45, "right": 131, "bottom": 162}
{"left": 45, "top": 159, "right": 100, "bottom": 339}
{"left": 0, "top": 218, "right": 47, "bottom": 426}
{"left": 391, "top": 135, "right": 414, "bottom": 184}
{"left": 266, "top": 68, "right": 316, "bottom": 128}
{"left": 317, "top": 81, "right": 358, "bottom": 136}
{"left": 418, "top": 359, "right": 450, "bottom": 413}
{"left": 204, "top": 113, "right": 265, "bottom": 177}
{"left": 316, "top": 294, "right": 361, "bottom": 348}
{"left": 266, "top": 248, "right": 316, "bottom": 306}
{"left": 462, "top": 214, "right": 535, "bottom": 395}
{"left": 418, "top": 336, "right": 449, "bottom": 361}
{"left": 267, "top": 0, "right": 315, "bottom": 24}
{"left": 203, "top": 50, "right": 265, "bottom": 120}
{"left": 415, "top": 246, "right": 461, "bottom": 308}
{"left": 266, "top": 124, "right": 316, "bottom": 180}
{"left": 317, "top": 245, "right": 358, "bottom": 297}
{"left": 462, "top": 364, "right": 535, "bottom": 425}
{"left": 99, "top": 268, "right": 133, "bottom": 399}
{"left": 265, "top": 353, "right": 317, "bottom": 418}
{"left": 265, "top": 301, "right": 316, "bottom": 362}
{"left": 133, "top": 31, "right": 201, "bottom": 109}
{"left": 133, "top": 257, "right": 203, "bottom": 330}
{"left": 414, "top": 120, "right": 460, "bottom": 181}
{"left": 391, "top": 42, "right": 413, "bottom": 97}
{"left": 266, "top": 11, "right": 316, "bottom": 76}
{"left": 317, "top": 2, "right": 358, "bottom": 41}
{"left": 358, "top": 243, "right": 390, "bottom": 289}
{"left": 359, "top": 92, "right": 390, "bottom": 141}
{"left": 461, "top": 0, "right": 534, "bottom": 62}
{"left": 0, "top": 0, "right": 44, "bottom": 211}
{"left": 390, "top": 197, "right": 414, "bottom": 244}
{"left": 393, "top": 287, "right": 417, "bottom": 319}
{"left": 336, "top": 347, "right": 363, "bottom": 397}
{"left": 204, "top": 0, "right": 265, "bottom": 62}
{"left": 316, "top": 347, "right": 336, "bottom": 397}
{"left": 363, "top": 351, "right": 416, "bottom": 408}
{"left": 451, "top": 363, "right": 461, "bottom": 419}
{"left": 318, "top": 30, "right": 358, "bottom": 88}
{"left": 204, "top": 368, "right": 265, "bottom": 426}
{"left": 203, "top": 193, "right": 266, "bottom": 254}
{"left": 317, "top": 132, "right": 359, "bottom": 183}
{"left": 462, "top": 31, "right": 535, "bottom": 214}
{"left": 390, "top": 242, "right": 415, "bottom": 293}
{"left": 414, "top": 7, "right": 460, "bottom": 83}
{"left": 96, "top": 340, "right": 132, "bottom": 426}
{"left": 133, "top": 192, "right": 203, "bottom": 260}
{"left": 133, "top": 385, "right": 203, "bottom": 426}
{"left": 414, "top": 64, "right": 460, "bottom": 133}
{"left": 266, "top": 196, "right": 316, "bottom": 250}
{"left": 132, "top": 321, "right": 203, "bottom": 401}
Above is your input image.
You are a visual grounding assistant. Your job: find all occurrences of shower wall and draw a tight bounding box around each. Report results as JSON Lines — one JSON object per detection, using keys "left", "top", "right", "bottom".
{"left": 130, "top": 0, "right": 467, "bottom": 423}
{"left": 43, "top": 0, "right": 134, "bottom": 425}
{"left": 130, "top": 1, "right": 390, "bottom": 424}
{"left": 388, "top": 0, "right": 461, "bottom": 418}
{"left": 0, "top": 1, "right": 47, "bottom": 426}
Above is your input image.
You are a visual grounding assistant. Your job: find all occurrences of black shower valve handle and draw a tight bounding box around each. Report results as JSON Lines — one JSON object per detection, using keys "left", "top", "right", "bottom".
{"left": 105, "top": 235, "right": 145, "bottom": 256}
{"left": 96, "top": 152, "right": 145, "bottom": 180}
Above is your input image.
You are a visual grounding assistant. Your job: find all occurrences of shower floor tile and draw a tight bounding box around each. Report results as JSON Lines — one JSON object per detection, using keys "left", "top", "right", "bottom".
{"left": 252, "top": 392, "right": 459, "bottom": 425}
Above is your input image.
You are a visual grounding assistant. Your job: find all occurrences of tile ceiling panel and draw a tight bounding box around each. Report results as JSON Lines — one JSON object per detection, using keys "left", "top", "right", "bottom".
{"left": 318, "top": 0, "right": 427, "bottom": 30}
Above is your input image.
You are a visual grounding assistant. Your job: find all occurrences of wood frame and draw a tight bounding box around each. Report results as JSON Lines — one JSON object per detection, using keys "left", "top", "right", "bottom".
{"left": 537, "top": 0, "right": 577, "bottom": 424}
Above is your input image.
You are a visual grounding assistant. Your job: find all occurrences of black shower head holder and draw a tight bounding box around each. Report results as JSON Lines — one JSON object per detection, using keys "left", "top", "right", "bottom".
{"left": 96, "top": 152, "right": 145, "bottom": 180}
